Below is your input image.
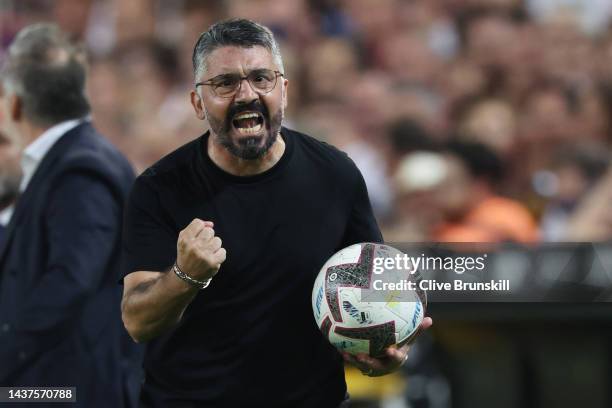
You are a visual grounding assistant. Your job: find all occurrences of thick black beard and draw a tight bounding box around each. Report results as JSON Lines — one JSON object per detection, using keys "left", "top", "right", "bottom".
{"left": 207, "top": 101, "right": 283, "bottom": 160}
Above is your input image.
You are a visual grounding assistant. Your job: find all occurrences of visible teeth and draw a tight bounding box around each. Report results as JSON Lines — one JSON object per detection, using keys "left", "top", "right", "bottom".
{"left": 237, "top": 123, "right": 263, "bottom": 134}
{"left": 235, "top": 112, "right": 259, "bottom": 120}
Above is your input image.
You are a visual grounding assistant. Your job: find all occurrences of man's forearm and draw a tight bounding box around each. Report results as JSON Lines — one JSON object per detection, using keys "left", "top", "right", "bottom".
{"left": 121, "top": 270, "right": 199, "bottom": 342}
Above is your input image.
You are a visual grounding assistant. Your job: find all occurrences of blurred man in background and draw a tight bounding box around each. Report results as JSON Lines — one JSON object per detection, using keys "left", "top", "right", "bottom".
{"left": 0, "top": 24, "right": 140, "bottom": 407}
{"left": 433, "top": 141, "right": 539, "bottom": 243}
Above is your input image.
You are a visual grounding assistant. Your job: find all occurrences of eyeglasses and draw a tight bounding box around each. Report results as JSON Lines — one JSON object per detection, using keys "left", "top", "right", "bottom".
{"left": 195, "top": 69, "right": 284, "bottom": 98}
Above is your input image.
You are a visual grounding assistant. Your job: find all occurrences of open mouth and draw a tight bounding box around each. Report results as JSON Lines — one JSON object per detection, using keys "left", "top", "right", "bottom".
{"left": 232, "top": 112, "right": 265, "bottom": 135}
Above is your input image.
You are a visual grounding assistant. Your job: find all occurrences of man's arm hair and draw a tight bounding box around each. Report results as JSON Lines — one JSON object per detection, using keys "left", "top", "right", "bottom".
{"left": 121, "top": 269, "right": 199, "bottom": 343}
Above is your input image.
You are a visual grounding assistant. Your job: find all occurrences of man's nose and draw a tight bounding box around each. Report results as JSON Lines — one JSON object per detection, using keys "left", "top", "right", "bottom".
{"left": 234, "top": 77, "right": 259, "bottom": 104}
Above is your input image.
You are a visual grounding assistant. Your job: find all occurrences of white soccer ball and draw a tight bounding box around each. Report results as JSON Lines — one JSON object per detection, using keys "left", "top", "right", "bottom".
{"left": 312, "top": 242, "right": 426, "bottom": 357}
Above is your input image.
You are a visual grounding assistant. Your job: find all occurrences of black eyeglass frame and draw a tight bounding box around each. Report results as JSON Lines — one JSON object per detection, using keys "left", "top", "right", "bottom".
{"left": 195, "top": 70, "right": 285, "bottom": 98}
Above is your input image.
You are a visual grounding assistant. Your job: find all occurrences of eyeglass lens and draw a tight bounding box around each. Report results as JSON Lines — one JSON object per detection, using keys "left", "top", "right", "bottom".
{"left": 212, "top": 69, "right": 278, "bottom": 97}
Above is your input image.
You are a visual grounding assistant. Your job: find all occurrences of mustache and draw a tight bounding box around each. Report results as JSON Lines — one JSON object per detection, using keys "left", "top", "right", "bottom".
{"left": 226, "top": 100, "right": 269, "bottom": 122}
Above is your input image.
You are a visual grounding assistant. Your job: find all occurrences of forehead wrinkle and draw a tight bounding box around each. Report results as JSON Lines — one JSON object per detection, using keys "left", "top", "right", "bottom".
{"left": 203, "top": 46, "right": 277, "bottom": 78}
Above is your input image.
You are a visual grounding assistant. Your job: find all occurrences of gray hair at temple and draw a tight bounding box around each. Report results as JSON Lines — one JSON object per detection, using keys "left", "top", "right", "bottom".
{"left": 192, "top": 18, "right": 284, "bottom": 82}
{"left": 1, "top": 23, "right": 90, "bottom": 127}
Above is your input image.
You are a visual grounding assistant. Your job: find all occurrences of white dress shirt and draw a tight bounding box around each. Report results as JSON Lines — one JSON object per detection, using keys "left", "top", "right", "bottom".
{"left": 0, "top": 206, "right": 12, "bottom": 227}
{"left": 0, "top": 117, "right": 87, "bottom": 227}
{"left": 20, "top": 118, "right": 86, "bottom": 192}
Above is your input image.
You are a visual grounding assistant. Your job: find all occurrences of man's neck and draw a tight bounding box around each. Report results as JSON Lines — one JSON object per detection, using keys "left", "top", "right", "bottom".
{"left": 20, "top": 122, "right": 49, "bottom": 149}
{"left": 207, "top": 132, "right": 286, "bottom": 176}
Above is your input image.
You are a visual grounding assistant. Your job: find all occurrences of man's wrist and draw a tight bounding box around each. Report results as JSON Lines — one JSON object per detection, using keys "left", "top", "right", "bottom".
{"left": 172, "top": 262, "right": 212, "bottom": 290}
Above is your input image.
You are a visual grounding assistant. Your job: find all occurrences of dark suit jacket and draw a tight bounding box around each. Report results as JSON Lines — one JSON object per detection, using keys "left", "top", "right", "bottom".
{"left": 0, "top": 224, "right": 6, "bottom": 249}
{"left": 0, "top": 122, "right": 141, "bottom": 407}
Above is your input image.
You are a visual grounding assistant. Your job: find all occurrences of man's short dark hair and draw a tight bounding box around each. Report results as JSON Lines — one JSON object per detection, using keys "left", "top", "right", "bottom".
{"left": 192, "top": 18, "right": 284, "bottom": 81}
{"left": 2, "top": 23, "right": 90, "bottom": 127}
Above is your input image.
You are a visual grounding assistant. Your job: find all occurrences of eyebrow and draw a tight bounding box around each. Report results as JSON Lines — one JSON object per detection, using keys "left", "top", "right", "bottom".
{"left": 209, "top": 68, "right": 274, "bottom": 80}
{"left": 208, "top": 73, "right": 236, "bottom": 82}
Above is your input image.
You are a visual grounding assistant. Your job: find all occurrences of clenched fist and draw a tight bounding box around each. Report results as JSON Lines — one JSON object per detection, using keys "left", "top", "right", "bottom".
{"left": 176, "top": 218, "right": 226, "bottom": 282}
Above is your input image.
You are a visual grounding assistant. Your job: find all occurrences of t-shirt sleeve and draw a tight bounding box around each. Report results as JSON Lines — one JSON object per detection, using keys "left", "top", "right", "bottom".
{"left": 341, "top": 160, "right": 384, "bottom": 246}
{"left": 120, "top": 175, "right": 177, "bottom": 279}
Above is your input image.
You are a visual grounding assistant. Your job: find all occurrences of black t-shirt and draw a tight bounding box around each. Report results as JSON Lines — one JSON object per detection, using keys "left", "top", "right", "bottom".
{"left": 121, "top": 127, "right": 383, "bottom": 408}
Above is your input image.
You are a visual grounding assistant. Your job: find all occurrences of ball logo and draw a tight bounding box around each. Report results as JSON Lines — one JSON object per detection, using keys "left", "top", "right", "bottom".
{"left": 314, "top": 286, "right": 324, "bottom": 320}
{"left": 333, "top": 340, "right": 356, "bottom": 350}
{"left": 329, "top": 273, "right": 337, "bottom": 281}
{"left": 411, "top": 300, "right": 422, "bottom": 329}
{"left": 342, "top": 300, "right": 372, "bottom": 325}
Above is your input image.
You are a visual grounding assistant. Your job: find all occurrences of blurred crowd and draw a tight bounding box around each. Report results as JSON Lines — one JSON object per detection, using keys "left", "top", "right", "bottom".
{"left": 2, "top": 0, "right": 612, "bottom": 243}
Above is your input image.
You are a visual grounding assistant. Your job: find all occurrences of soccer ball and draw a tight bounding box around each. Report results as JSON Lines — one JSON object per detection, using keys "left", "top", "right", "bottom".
{"left": 312, "top": 242, "right": 426, "bottom": 357}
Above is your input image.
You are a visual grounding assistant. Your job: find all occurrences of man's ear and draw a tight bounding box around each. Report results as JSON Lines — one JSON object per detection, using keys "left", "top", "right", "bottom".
{"left": 190, "top": 90, "right": 206, "bottom": 120}
{"left": 9, "top": 93, "right": 22, "bottom": 122}
{"left": 281, "top": 78, "right": 289, "bottom": 110}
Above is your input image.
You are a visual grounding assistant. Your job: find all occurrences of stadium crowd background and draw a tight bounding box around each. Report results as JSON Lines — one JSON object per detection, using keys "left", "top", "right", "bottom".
{"left": 2, "top": 2, "right": 612, "bottom": 408}
{"left": 3, "top": 0, "right": 612, "bottom": 245}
